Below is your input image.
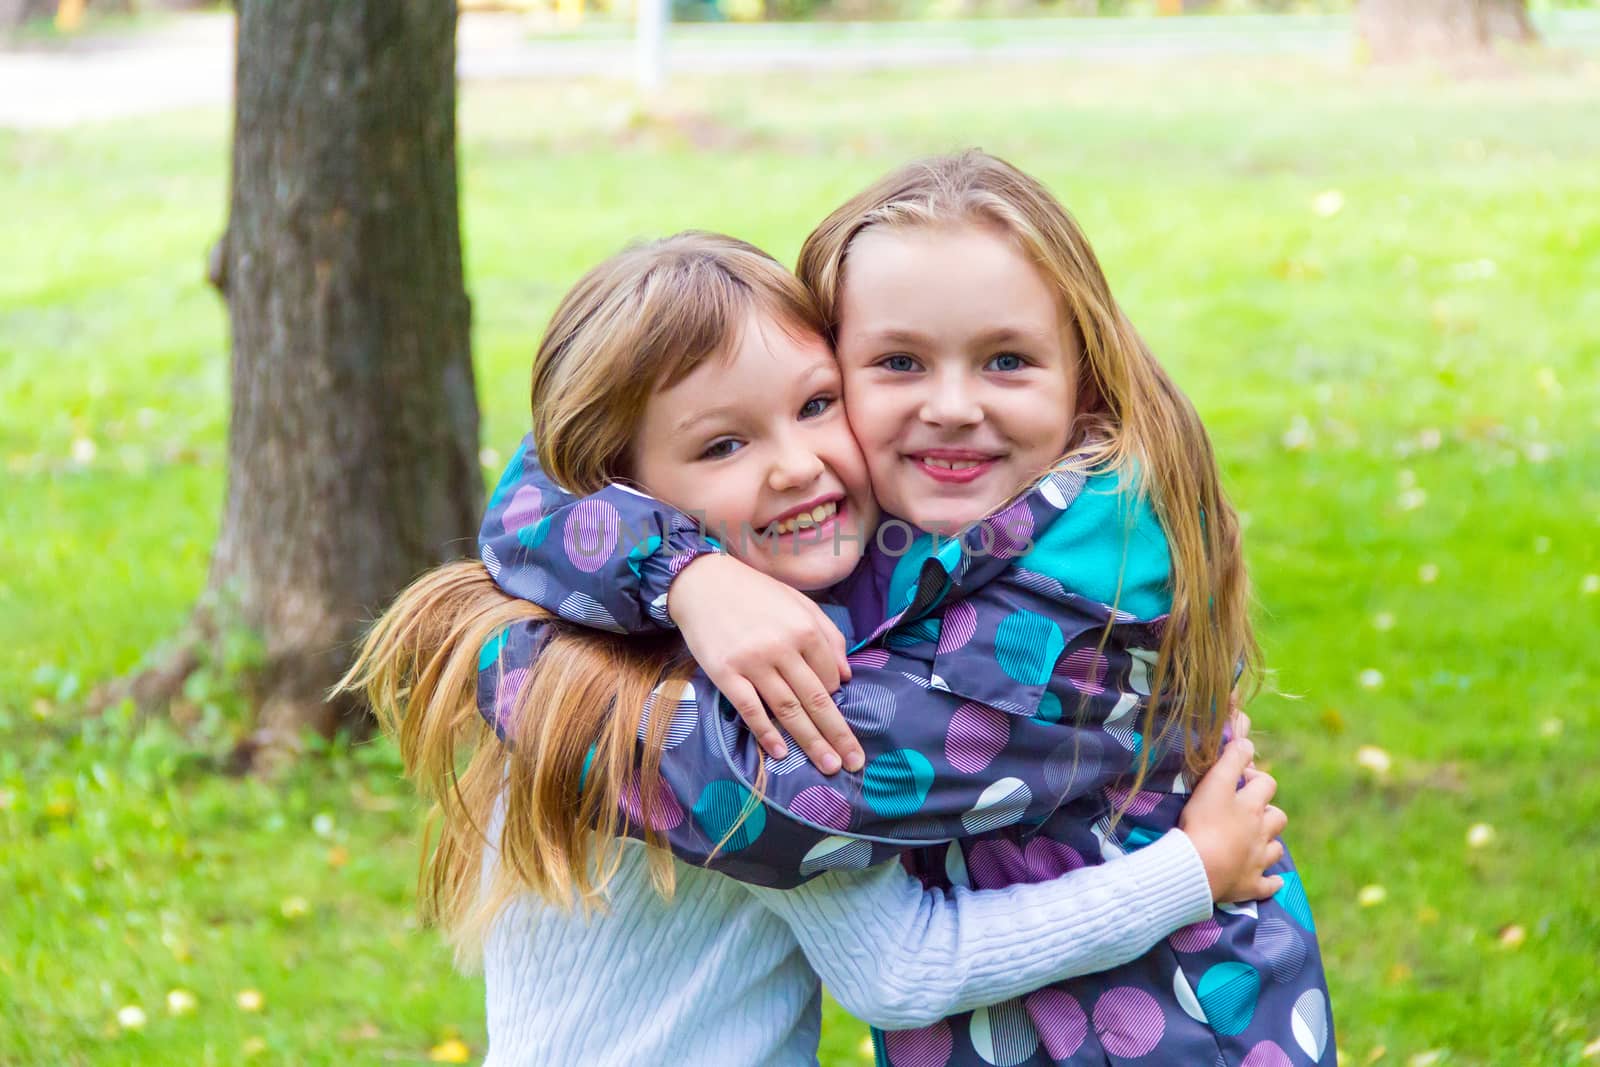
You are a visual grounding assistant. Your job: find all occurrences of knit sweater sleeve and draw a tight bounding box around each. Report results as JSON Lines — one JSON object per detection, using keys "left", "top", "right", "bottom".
{"left": 743, "top": 829, "right": 1213, "bottom": 1030}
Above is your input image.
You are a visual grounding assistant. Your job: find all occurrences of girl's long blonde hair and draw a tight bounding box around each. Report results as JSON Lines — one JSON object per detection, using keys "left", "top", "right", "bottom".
{"left": 340, "top": 232, "right": 826, "bottom": 965}
{"left": 798, "top": 150, "right": 1260, "bottom": 786}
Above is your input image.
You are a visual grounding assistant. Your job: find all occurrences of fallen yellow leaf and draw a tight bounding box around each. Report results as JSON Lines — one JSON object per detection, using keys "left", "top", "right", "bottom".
{"left": 1497, "top": 924, "right": 1525, "bottom": 949}
{"left": 430, "top": 1038, "right": 472, "bottom": 1063}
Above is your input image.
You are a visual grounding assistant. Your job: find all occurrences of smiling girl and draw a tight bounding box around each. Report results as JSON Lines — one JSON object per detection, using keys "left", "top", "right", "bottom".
{"left": 344, "top": 231, "right": 1284, "bottom": 1065}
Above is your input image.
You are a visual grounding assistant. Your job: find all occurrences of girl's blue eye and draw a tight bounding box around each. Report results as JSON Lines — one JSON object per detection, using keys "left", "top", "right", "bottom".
{"left": 799, "top": 395, "right": 834, "bottom": 419}
{"left": 700, "top": 439, "right": 742, "bottom": 460}
{"left": 881, "top": 354, "right": 919, "bottom": 373}
{"left": 987, "top": 352, "right": 1026, "bottom": 372}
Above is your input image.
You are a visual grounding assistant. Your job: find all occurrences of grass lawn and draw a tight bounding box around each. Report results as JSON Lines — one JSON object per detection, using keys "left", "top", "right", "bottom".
{"left": 2, "top": 43, "right": 1598, "bottom": 1067}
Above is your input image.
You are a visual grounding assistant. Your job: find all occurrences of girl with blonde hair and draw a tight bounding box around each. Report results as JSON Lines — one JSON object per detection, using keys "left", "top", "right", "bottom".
{"left": 347, "top": 230, "right": 1285, "bottom": 1065}
{"left": 480, "top": 152, "right": 1334, "bottom": 1065}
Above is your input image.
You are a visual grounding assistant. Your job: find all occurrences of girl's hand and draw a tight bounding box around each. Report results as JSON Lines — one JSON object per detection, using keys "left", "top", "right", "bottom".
{"left": 1178, "top": 739, "right": 1288, "bottom": 903}
{"left": 668, "top": 554, "right": 864, "bottom": 774}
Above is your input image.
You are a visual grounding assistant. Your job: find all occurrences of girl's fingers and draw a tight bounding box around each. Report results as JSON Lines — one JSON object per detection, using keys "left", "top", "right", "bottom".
{"left": 1196, "top": 739, "right": 1254, "bottom": 798}
{"left": 1256, "top": 874, "right": 1286, "bottom": 900}
{"left": 1262, "top": 839, "right": 1285, "bottom": 869}
{"left": 828, "top": 619, "right": 852, "bottom": 682}
{"left": 777, "top": 653, "right": 860, "bottom": 773}
{"left": 795, "top": 623, "right": 842, "bottom": 696}
{"left": 1237, "top": 770, "right": 1278, "bottom": 808}
{"left": 722, "top": 676, "right": 786, "bottom": 762}
{"left": 762, "top": 659, "right": 841, "bottom": 775}
{"left": 1264, "top": 804, "right": 1289, "bottom": 838}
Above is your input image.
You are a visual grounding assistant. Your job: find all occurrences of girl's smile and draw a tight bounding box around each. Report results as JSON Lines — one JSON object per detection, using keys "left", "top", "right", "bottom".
{"left": 907, "top": 448, "right": 1004, "bottom": 485}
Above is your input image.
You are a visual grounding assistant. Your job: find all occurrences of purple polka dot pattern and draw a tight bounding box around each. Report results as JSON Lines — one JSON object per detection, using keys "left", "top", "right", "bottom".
{"left": 1104, "top": 786, "right": 1163, "bottom": 817}
{"left": 1044, "top": 737, "right": 1107, "bottom": 799}
{"left": 563, "top": 498, "right": 621, "bottom": 573}
{"left": 1023, "top": 836, "right": 1085, "bottom": 880}
{"left": 838, "top": 682, "right": 897, "bottom": 736}
{"left": 501, "top": 483, "right": 543, "bottom": 535}
{"left": 885, "top": 1020, "right": 954, "bottom": 1067}
{"left": 936, "top": 601, "right": 979, "bottom": 655}
{"left": 493, "top": 668, "right": 529, "bottom": 734}
{"left": 1056, "top": 646, "right": 1109, "bottom": 695}
{"left": 985, "top": 499, "right": 1035, "bottom": 560}
{"left": 966, "top": 836, "right": 1086, "bottom": 887}
{"left": 849, "top": 648, "right": 891, "bottom": 670}
{"left": 1025, "top": 988, "right": 1088, "bottom": 1061}
{"left": 790, "top": 785, "right": 853, "bottom": 830}
{"left": 1241, "top": 1040, "right": 1294, "bottom": 1067}
{"left": 620, "top": 777, "right": 685, "bottom": 831}
{"left": 945, "top": 702, "right": 1012, "bottom": 773}
{"left": 966, "top": 838, "right": 1026, "bottom": 887}
{"left": 1255, "top": 916, "right": 1308, "bottom": 983}
{"left": 1169, "top": 916, "right": 1224, "bottom": 953}
{"left": 1092, "top": 986, "right": 1165, "bottom": 1058}
{"left": 1010, "top": 568, "right": 1067, "bottom": 599}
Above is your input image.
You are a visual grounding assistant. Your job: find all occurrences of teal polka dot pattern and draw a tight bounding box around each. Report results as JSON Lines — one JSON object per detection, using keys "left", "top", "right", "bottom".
{"left": 863, "top": 749, "right": 935, "bottom": 819}
{"left": 1122, "top": 826, "right": 1163, "bottom": 852}
{"left": 626, "top": 535, "right": 663, "bottom": 578}
{"left": 1274, "top": 870, "right": 1316, "bottom": 932}
{"left": 887, "top": 616, "right": 942, "bottom": 649}
{"left": 478, "top": 628, "right": 511, "bottom": 672}
{"left": 1034, "top": 691, "right": 1063, "bottom": 724}
{"left": 994, "top": 611, "right": 1066, "bottom": 686}
{"left": 692, "top": 780, "right": 766, "bottom": 853}
{"left": 487, "top": 445, "right": 526, "bottom": 510}
{"left": 1196, "top": 961, "right": 1261, "bottom": 1036}
{"left": 516, "top": 514, "right": 553, "bottom": 550}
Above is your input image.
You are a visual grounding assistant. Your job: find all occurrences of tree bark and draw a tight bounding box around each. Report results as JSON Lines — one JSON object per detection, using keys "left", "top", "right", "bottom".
{"left": 1357, "top": 0, "right": 1538, "bottom": 63}
{"left": 210, "top": 0, "right": 480, "bottom": 762}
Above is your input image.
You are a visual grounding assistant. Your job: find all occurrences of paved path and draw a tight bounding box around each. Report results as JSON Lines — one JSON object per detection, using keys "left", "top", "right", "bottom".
{"left": 2, "top": 10, "right": 1595, "bottom": 129}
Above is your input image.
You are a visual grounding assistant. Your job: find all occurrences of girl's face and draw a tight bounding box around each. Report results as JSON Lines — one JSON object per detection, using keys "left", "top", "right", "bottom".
{"left": 834, "top": 221, "right": 1079, "bottom": 534}
{"left": 630, "top": 309, "right": 879, "bottom": 592}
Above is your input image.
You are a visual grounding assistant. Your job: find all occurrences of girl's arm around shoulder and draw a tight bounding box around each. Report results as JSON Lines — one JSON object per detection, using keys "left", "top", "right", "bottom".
{"left": 744, "top": 830, "right": 1212, "bottom": 1031}
{"left": 480, "top": 435, "right": 721, "bottom": 634}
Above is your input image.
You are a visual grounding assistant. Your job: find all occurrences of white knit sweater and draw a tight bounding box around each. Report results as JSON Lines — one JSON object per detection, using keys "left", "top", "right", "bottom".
{"left": 481, "top": 829, "right": 1211, "bottom": 1065}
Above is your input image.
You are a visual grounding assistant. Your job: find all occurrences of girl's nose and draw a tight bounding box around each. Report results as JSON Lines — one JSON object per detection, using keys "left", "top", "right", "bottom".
{"left": 918, "top": 371, "right": 984, "bottom": 429}
{"left": 768, "top": 437, "right": 826, "bottom": 493}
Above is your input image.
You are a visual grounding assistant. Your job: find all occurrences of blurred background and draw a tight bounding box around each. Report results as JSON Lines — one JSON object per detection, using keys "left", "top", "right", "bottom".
{"left": 2, "top": 0, "right": 1597, "bottom": 1064}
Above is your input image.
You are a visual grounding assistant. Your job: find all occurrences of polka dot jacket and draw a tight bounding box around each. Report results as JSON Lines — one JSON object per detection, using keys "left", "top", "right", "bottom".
{"left": 475, "top": 435, "right": 1334, "bottom": 1066}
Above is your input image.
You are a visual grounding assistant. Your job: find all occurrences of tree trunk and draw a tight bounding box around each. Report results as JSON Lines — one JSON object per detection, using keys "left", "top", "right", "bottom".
{"left": 1357, "top": 0, "right": 1538, "bottom": 63}
{"left": 211, "top": 0, "right": 480, "bottom": 761}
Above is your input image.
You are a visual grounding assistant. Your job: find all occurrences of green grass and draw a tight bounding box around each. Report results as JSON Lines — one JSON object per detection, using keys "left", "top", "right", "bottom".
{"left": 3, "top": 46, "right": 1600, "bottom": 1067}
